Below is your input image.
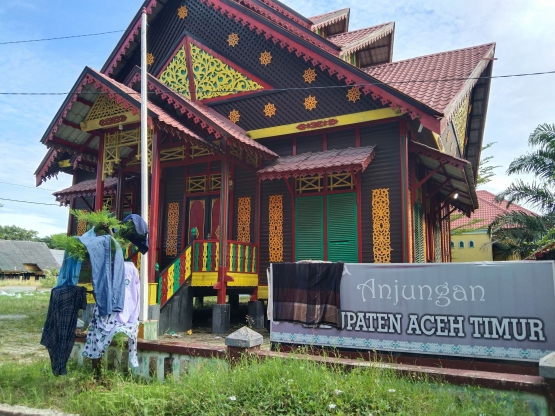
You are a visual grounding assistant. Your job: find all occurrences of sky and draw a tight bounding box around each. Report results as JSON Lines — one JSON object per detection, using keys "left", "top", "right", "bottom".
{"left": 0, "top": 0, "right": 554, "bottom": 237}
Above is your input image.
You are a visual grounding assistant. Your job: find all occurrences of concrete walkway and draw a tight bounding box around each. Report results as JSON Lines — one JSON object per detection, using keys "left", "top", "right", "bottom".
{"left": 0, "top": 404, "right": 77, "bottom": 416}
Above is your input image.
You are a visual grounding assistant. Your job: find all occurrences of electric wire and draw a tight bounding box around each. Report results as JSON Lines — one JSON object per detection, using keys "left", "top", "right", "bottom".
{"left": 0, "top": 198, "right": 60, "bottom": 206}
{"left": 0, "top": 30, "right": 125, "bottom": 45}
{"left": 0, "top": 181, "right": 57, "bottom": 192}
{"left": 0, "top": 71, "right": 553, "bottom": 96}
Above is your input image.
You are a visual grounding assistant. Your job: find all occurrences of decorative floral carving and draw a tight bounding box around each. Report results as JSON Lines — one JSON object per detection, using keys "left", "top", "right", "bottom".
{"left": 237, "top": 197, "right": 251, "bottom": 242}
{"left": 304, "top": 95, "right": 318, "bottom": 111}
{"left": 228, "top": 109, "right": 241, "bottom": 124}
{"left": 166, "top": 202, "right": 180, "bottom": 256}
{"left": 346, "top": 87, "right": 361, "bottom": 103}
{"left": 159, "top": 46, "right": 191, "bottom": 98}
{"left": 372, "top": 188, "right": 391, "bottom": 263}
{"left": 191, "top": 44, "right": 263, "bottom": 100}
{"left": 177, "top": 5, "right": 188, "bottom": 19}
{"left": 259, "top": 51, "right": 272, "bottom": 66}
{"left": 85, "top": 94, "right": 127, "bottom": 122}
{"left": 454, "top": 96, "right": 470, "bottom": 152}
{"left": 264, "top": 103, "right": 276, "bottom": 117}
{"left": 146, "top": 53, "right": 155, "bottom": 66}
{"left": 269, "top": 195, "right": 283, "bottom": 263}
{"left": 303, "top": 68, "right": 317, "bottom": 84}
{"left": 227, "top": 33, "right": 239, "bottom": 47}
{"left": 77, "top": 220, "right": 87, "bottom": 236}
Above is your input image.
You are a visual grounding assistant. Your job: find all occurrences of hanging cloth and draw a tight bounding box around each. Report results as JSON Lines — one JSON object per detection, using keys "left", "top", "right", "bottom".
{"left": 55, "top": 251, "right": 82, "bottom": 288}
{"left": 272, "top": 262, "right": 344, "bottom": 327}
{"left": 40, "top": 285, "right": 87, "bottom": 375}
{"left": 78, "top": 230, "right": 125, "bottom": 317}
{"left": 122, "top": 214, "right": 149, "bottom": 254}
{"left": 82, "top": 262, "right": 140, "bottom": 368}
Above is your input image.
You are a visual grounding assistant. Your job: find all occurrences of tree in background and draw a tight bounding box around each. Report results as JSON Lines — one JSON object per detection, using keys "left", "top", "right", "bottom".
{"left": 489, "top": 123, "right": 555, "bottom": 258}
{"left": 0, "top": 225, "right": 39, "bottom": 241}
{"left": 37, "top": 233, "right": 68, "bottom": 250}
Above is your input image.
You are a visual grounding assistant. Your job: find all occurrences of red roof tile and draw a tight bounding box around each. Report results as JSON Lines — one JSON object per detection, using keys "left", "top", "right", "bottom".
{"left": 327, "top": 23, "right": 393, "bottom": 51}
{"left": 53, "top": 178, "right": 118, "bottom": 205}
{"left": 363, "top": 43, "right": 495, "bottom": 117}
{"left": 258, "top": 146, "right": 375, "bottom": 180}
{"left": 310, "top": 8, "right": 349, "bottom": 30}
{"left": 451, "top": 190, "right": 535, "bottom": 228}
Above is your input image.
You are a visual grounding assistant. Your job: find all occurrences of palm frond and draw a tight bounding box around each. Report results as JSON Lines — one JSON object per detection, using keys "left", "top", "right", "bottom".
{"left": 494, "top": 181, "right": 555, "bottom": 213}
{"left": 528, "top": 123, "right": 555, "bottom": 148}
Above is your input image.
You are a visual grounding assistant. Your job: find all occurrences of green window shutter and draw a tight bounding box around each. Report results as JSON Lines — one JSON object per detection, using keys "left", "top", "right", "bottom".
{"left": 327, "top": 193, "right": 358, "bottom": 263}
{"left": 296, "top": 196, "right": 324, "bottom": 261}
{"left": 414, "top": 202, "right": 425, "bottom": 263}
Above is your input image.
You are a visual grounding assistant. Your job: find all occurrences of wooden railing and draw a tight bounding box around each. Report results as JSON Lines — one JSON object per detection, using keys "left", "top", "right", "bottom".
{"left": 192, "top": 240, "right": 257, "bottom": 274}
{"left": 158, "top": 244, "right": 193, "bottom": 307}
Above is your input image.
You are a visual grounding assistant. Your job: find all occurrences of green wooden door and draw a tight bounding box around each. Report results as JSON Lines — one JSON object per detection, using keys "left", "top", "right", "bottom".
{"left": 327, "top": 193, "right": 358, "bottom": 263}
{"left": 296, "top": 196, "right": 324, "bottom": 261}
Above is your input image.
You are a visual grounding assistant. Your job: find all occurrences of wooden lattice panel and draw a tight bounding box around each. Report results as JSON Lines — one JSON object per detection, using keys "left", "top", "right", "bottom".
{"left": 372, "top": 189, "right": 392, "bottom": 263}
{"left": 230, "top": 145, "right": 242, "bottom": 159}
{"left": 77, "top": 220, "right": 87, "bottom": 236}
{"left": 190, "top": 44, "right": 263, "bottom": 100}
{"left": 190, "top": 145, "right": 212, "bottom": 159}
{"left": 210, "top": 174, "right": 221, "bottom": 191}
{"left": 328, "top": 173, "right": 354, "bottom": 190}
{"left": 104, "top": 128, "right": 152, "bottom": 178}
{"left": 296, "top": 175, "right": 322, "bottom": 193}
{"left": 237, "top": 197, "right": 251, "bottom": 242}
{"left": 246, "top": 152, "right": 259, "bottom": 167}
{"left": 160, "top": 146, "right": 186, "bottom": 162}
{"left": 84, "top": 94, "right": 127, "bottom": 122}
{"left": 187, "top": 176, "right": 207, "bottom": 193}
{"left": 103, "top": 195, "right": 113, "bottom": 210}
{"left": 268, "top": 195, "right": 283, "bottom": 263}
{"left": 454, "top": 97, "right": 470, "bottom": 153}
{"left": 159, "top": 46, "right": 191, "bottom": 98}
{"left": 165, "top": 202, "right": 180, "bottom": 256}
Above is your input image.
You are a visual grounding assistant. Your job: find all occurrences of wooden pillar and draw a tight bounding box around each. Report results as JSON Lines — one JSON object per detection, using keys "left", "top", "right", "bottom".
{"left": 148, "top": 127, "right": 161, "bottom": 284}
{"left": 217, "top": 139, "right": 230, "bottom": 305}
{"left": 67, "top": 170, "right": 78, "bottom": 235}
{"left": 94, "top": 134, "right": 105, "bottom": 210}
{"left": 115, "top": 167, "right": 125, "bottom": 220}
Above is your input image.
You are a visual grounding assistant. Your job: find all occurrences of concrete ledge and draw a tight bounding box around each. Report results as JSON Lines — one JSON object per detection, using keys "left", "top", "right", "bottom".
{"left": 540, "top": 351, "right": 555, "bottom": 379}
{"left": 0, "top": 404, "right": 77, "bottom": 416}
{"left": 225, "top": 327, "right": 263, "bottom": 348}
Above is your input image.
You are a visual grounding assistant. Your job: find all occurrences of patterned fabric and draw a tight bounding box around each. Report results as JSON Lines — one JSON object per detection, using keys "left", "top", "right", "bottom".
{"left": 40, "top": 286, "right": 87, "bottom": 376}
{"left": 272, "top": 262, "right": 343, "bottom": 327}
{"left": 82, "top": 263, "right": 140, "bottom": 368}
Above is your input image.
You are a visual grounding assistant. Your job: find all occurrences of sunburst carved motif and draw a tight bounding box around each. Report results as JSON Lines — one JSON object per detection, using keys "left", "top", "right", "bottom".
{"left": 259, "top": 51, "right": 272, "bottom": 66}
{"left": 346, "top": 87, "right": 361, "bottom": 103}
{"left": 228, "top": 33, "right": 239, "bottom": 47}
{"left": 146, "top": 53, "right": 155, "bottom": 66}
{"left": 303, "top": 68, "right": 317, "bottom": 84}
{"left": 229, "top": 109, "right": 241, "bottom": 123}
{"left": 264, "top": 103, "right": 276, "bottom": 117}
{"left": 304, "top": 95, "right": 318, "bottom": 111}
{"left": 177, "top": 5, "right": 188, "bottom": 19}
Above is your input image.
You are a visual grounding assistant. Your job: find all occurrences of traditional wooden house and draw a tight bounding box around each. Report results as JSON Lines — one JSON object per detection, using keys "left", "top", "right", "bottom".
{"left": 35, "top": 0, "right": 494, "bottom": 333}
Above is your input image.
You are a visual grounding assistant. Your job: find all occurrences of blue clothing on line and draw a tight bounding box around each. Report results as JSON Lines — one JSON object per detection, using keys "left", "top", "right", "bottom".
{"left": 122, "top": 214, "right": 149, "bottom": 254}
{"left": 78, "top": 229, "right": 125, "bottom": 317}
{"left": 55, "top": 251, "right": 82, "bottom": 287}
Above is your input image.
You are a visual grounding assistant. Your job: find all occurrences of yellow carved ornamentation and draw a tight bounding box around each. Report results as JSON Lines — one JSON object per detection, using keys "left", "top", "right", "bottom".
{"left": 304, "top": 95, "right": 318, "bottom": 111}
{"left": 187, "top": 175, "right": 207, "bottom": 193}
{"left": 227, "top": 33, "right": 239, "bottom": 47}
{"left": 296, "top": 175, "right": 322, "bottom": 193}
{"left": 190, "top": 145, "right": 213, "bottom": 158}
{"left": 237, "top": 197, "right": 251, "bottom": 242}
{"left": 230, "top": 145, "right": 242, "bottom": 159}
{"left": 77, "top": 220, "right": 87, "bottom": 236}
{"left": 85, "top": 94, "right": 127, "bottom": 122}
{"left": 453, "top": 96, "right": 470, "bottom": 152}
{"left": 259, "top": 51, "right": 272, "bottom": 66}
{"left": 246, "top": 152, "right": 259, "bottom": 167}
{"left": 190, "top": 44, "right": 263, "bottom": 100}
{"left": 372, "top": 188, "right": 392, "bottom": 263}
{"left": 346, "top": 87, "right": 361, "bottom": 103}
{"left": 229, "top": 109, "right": 241, "bottom": 124}
{"left": 328, "top": 173, "right": 354, "bottom": 190}
{"left": 159, "top": 46, "right": 191, "bottom": 98}
{"left": 303, "top": 68, "right": 317, "bottom": 83}
{"left": 264, "top": 103, "right": 276, "bottom": 117}
{"left": 160, "top": 146, "right": 186, "bottom": 162}
{"left": 268, "top": 195, "right": 283, "bottom": 263}
{"left": 167, "top": 265, "right": 175, "bottom": 299}
{"left": 177, "top": 5, "right": 188, "bottom": 19}
{"left": 146, "top": 53, "right": 155, "bottom": 66}
{"left": 103, "top": 127, "right": 152, "bottom": 179}
{"left": 210, "top": 174, "right": 221, "bottom": 191}
{"left": 166, "top": 202, "right": 180, "bottom": 256}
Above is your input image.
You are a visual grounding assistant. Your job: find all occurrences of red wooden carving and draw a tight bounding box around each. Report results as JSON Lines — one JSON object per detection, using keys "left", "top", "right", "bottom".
{"left": 297, "top": 119, "right": 338, "bottom": 131}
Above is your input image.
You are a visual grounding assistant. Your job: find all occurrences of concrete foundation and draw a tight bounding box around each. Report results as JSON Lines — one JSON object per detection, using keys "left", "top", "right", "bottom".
{"left": 158, "top": 285, "right": 193, "bottom": 335}
{"left": 212, "top": 304, "right": 230, "bottom": 335}
{"left": 247, "top": 301, "right": 265, "bottom": 329}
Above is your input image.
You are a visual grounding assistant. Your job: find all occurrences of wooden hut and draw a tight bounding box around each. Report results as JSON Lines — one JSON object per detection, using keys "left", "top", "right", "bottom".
{"left": 35, "top": 0, "right": 494, "bottom": 332}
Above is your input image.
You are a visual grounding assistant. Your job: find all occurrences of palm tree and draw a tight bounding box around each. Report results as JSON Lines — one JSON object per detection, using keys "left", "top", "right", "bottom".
{"left": 489, "top": 123, "right": 555, "bottom": 258}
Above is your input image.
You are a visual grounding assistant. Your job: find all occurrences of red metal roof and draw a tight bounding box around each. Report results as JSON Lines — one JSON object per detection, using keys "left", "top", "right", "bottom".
{"left": 451, "top": 190, "right": 535, "bottom": 229}
{"left": 310, "top": 8, "right": 349, "bottom": 29}
{"left": 258, "top": 146, "right": 375, "bottom": 180}
{"left": 327, "top": 22, "right": 393, "bottom": 50}
{"left": 53, "top": 178, "right": 118, "bottom": 205}
{"left": 363, "top": 43, "right": 495, "bottom": 117}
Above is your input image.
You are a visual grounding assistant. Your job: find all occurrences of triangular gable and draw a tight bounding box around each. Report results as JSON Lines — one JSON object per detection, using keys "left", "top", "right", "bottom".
{"left": 310, "top": 8, "right": 350, "bottom": 36}
{"left": 156, "top": 37, "right": 271, "bottom": 103}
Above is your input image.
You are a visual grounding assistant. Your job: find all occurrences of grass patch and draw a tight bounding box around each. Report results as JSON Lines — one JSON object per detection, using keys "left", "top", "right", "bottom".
{"left": 0, "top": 355, "right": 535, "bottom": 415}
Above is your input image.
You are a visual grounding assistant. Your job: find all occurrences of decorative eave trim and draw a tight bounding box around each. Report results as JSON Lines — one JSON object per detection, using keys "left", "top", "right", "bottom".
{"left": 35, "top": 149, "right": 59, "bottom": 186}
{"left": 311, "top": 10, "right": 349, "bottom": 31}
{"left": 102, "top": 0, "right": 158, "bottom": 76}
{"left": 199, "top": 0, "right": 441, "bottom": 132}
{"left": 235, "top": 0, "right": 312, "bottom": 29}
{"left": 339, "top": 23, "right": 394, "bottom": 56}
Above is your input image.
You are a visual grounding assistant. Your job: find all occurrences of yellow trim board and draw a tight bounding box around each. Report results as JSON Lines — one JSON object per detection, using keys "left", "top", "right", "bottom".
{"left": 247, "top": 107, "right": 402, "bottom": 140}
{"left": 191, "top": 271, "right": 258, "bottom": 287}
{"left": 148, "top": 283, "right": 158, "bottom": 305}
{"left": 257, "top": 285, "right": 268, "bottom": 300}
{"left": 80, "top": 111, "right": 140, "bottom": 132}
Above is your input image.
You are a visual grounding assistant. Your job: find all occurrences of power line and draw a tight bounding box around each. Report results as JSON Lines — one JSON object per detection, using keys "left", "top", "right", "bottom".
{"left": 0, "top": 181, "right": 57, "bottom": 192}
{"left": 0, "top": 71, "right": 553, "bottom": 96}
{"left": 0, "top": 30, "right": 125, "bottom": 45}
{"left": 0, "top": 198, "right": 60, "bottom": 206}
